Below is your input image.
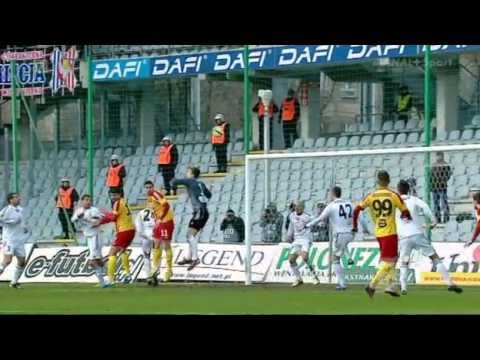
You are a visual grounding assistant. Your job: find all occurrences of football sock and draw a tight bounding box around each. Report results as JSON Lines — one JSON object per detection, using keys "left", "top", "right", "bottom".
{"left": 290, "top": 261, "right": 302, "bottom": 281}
{"left": 385, "top": 265, "right": 397, "bottom": 287}
{"left": 121, "top": 253, "right": 131, "bottom": 275}
{"left": 334, "top": 262, "right": 345, "bottom": 287}
{"left": 95, "top": 267, "right": 105, "bottom": 286}
{"left": 436, "top": 262, "right": 454, "bottom": 286}
{"left": 107, "top": 255, "right": 117, "bottom": 283}
{"left": 400, "top": 265, "right": 408, "bottom": 291}
{"left": 166, "top": 247, "right": 173, "bottom": 272}
{"left": 12, "top": 265, "right": 24, "bottom": 284}
{"left": 143, "top": 253, "right": 151, "bottom": 277}
{"left": 152, "top": 248, "right": 162, "bottom": 274}
{"left": 370, "top": 261, "right": 392, "bottom": 289}
{"left": 190, "top": 234, "right": 199, "bottom": 260}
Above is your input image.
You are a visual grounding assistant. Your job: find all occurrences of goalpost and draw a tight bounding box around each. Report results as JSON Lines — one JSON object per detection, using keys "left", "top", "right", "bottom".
{"left": 244, "top": 143, "right": 480, "bottom": 285}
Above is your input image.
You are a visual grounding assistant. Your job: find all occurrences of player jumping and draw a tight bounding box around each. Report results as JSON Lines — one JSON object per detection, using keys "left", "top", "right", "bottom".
{"left": 396, "top": 180, "right": 462, "bottom": 294}
{"left": 99, "top": 188, "right": 136, "bottom": 285}
{"left": 171, "top": 167, "right": 211, "bottom": 271}
{"left": 0, "top": 193, "right": 29, "bottom": 288}
{"left": 353, "top": 170, "right": 412, "bottom": 298}
{"left": 71, "top": 194, "right": 109, "bottom": 288}
{"left": 287, "top": 201, "right": 319, "bottom": 287}
{"left": 144, "top": 181, "right": 175, "bottom": 285}
{"left": 307, "top": 186, "right": 353, "bottom": 290}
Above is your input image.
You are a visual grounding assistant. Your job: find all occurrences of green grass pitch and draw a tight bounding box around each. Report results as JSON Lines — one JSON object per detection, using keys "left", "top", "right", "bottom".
{"left": 0, "top": 282, "right": 477, "bottom": 315}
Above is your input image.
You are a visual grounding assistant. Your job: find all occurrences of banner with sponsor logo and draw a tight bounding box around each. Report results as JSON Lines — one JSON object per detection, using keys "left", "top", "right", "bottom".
{"left": 142, "top": 243, "right": 272, "bottom": 282}
{"left": 19, "top": 246, "right": 144, "bottom": 283}
{"left": 92, "top": 45, "right": 480, "bottom": 82}
{"left": 0, "top": 243, "right": 34, "bottom": 281}
{"left": 410, "top": 242, "right": 480, "bottom": 286}
{"left": 14, "top": 242, "right": 480, "bottom": 285}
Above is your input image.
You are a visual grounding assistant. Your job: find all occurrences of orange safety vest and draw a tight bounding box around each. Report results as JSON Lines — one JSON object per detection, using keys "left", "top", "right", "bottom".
{"left": 258, "top": 102, "right": 275, "bottom": 118}
{"left": 157, "top": 144, "right": 173, "bottom": 165}
{"left": 56, "top": 187, "right": 74, "bottom": 209}
{"left": 107, "top": 164, "right": 124, "bottom": 187}
{"left": 281, "top": 98, "right": 296, "bottom": 122}
{"left": 211, "top": 123, "right": 227, "bottom": 145}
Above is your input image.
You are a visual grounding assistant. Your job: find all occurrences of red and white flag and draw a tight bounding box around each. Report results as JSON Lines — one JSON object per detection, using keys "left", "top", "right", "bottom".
{"left": 59, "top": 46, "right": 79, "bottom": 93}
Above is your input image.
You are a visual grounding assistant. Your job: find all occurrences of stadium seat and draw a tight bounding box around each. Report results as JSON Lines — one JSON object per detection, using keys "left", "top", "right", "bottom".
{"left": 315, "top": 137, "right": 326, "bottom": 148}
{"left": 371, "top": 134, "right": 383, "bottom": 146}
{"left": 461, "top": 129, "right": 473, "bottom": 142}
{"left": 326, "top": 137, "right": 337, "bottom": 148}
{"left": 394, "top": 133, "right": 407, "bottom": 145}
{"left": 435, "top": 130, "right": 448, "bottom": 143}
{"left": 359, "top": 135, "right": 372, "bottom": 147}
{"left": 382, "top": 121, "right": 394, "bottom": 132}
{"left": 406, "top": 132, "right": 419, "bottom": 144}
{"left": 348, "top": 136, "right": 360, "bottom": 148}
{"left": 383, "top": 134, "right": 395, "bottom": 146}
{"left": 337, "top": 136, "right": 348, "bottom": 148}
{"left": 405, "top": 119, "right": 419, "bottom": 131}
{"left": 447, "top": 130, "right": 461, "bottom": 143}
{"left": 292, "top": 139, "right": 304, "bottom": 150}
{"left": 304, "top": 138, "right": 315, "bottom": 149}
{"left": 358, "top": 123, "right": 370, "bottom": 133}
{"left": 394, "top": 121, "right": 406, "bottom": 131}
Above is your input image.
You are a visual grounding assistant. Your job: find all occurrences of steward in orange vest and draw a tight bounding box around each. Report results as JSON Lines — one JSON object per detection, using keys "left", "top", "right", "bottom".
{"left": 252, "top": 97, "right": 279, "bottom": 150}
{"left": 157, "top": 136, "right": 179, "bottom": 196}
{"left": 211, "top": 113, "right": 230, "bottom": 173}
{"left": 106, "top": 154, "right": 126, "bottom": 198}
{"left": 54, "top": 178, "right": 79, "bottom": 239}
{"left": 279, "top": 88, "right": 301, "bottom": 149}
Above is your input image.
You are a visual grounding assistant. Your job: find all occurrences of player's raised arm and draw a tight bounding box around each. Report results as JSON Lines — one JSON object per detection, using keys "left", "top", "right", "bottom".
{"left": 0, "top": 207, "right": 21, "bottom": 225}
{"left": 307, "top": 203, "right": 331, "bottom": 228}
{"left": 352, "top": 195, "right": 369, "bottom": 231}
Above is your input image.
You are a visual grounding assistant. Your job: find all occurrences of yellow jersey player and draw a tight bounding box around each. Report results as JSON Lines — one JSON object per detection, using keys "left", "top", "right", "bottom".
{"left": 352, "top": 170, "right": 411, "bottom": 298}
{"left": 144, "top": 180, "right": 175, "bottom": 285}
{"left": 99, "top": 188, "right": 136, "bottom": 285}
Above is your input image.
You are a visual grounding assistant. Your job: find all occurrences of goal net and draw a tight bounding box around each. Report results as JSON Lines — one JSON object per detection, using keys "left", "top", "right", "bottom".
{"left": 243, "top": 144, "right": 480, "bottom": 285}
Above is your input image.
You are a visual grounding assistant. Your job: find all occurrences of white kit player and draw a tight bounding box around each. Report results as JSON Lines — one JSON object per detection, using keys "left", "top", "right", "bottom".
{"left": 134, "top": 208, "right": 156, "bottom": 283}
{"left": 396, "top": 180, "right": 462, "bottom": 295}
{"left": 71, "top": 194, "right": 109, "bottom": 288}
{"left": 307, "top": 186, "right": 353, "bottom": 290}
{"left": 287, "top": 201, "right": 319, "bottom": 287}
{"left": 0, "top": 193, "right": 29, "bottom": 288}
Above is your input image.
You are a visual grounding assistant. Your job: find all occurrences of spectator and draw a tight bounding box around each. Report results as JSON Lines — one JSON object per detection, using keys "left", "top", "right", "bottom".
{"left": 211, "top": 113, "right": 229, "bottom": 173}
{"left": 311, "top": 202, "right": 329, "bottom": 242}
{"left": 106, "top": 154, "right": 126, "bottom": 198}
{"left": 431, "top": 151, "right": 452, "bottom": 223}
{"left": 395, "top": 85, "right": 413, "bottom": 121}
{"left": 260, "top": 202, "right": 283, "bottom": 243}
{"left": 279, "top": 88, "right": 300, "bottom": 148}
{"left": 220, "top": 209, "right": 245, "bottom": 243}
{"left": 252, "top": 96, "right": 278, "bottom": 150}
{"left": 284, "top": 201, "right": 296, "bottom": 232}
{"left": 54, "top": 178, "right": 79, "bottom": 239}
{"left": 157, "top": 136, "right": 179, "bottom": 196}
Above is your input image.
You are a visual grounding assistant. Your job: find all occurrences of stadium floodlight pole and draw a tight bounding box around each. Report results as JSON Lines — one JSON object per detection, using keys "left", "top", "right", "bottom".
{"left": 87, "top": 53, "right": 94, "bottom": 200}
{"left": 260, "top": 89, "right": 273, "bottom": 207}
{"left": 424, "top": 45, "right": 432, "bottom": 206}
{"left": 243, "top": 45, "right": 251, "bottom": 155}
{"left": 11, "top": 60, "right": 19, "bottom": 194}
{"left": 244, "top": 158, "right": 252, "bottom": 285}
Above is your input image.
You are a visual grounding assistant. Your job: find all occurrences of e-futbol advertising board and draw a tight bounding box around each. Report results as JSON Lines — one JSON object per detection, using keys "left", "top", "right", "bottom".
{"left": 13, "top": 242, "right": 480, "bottom": 286}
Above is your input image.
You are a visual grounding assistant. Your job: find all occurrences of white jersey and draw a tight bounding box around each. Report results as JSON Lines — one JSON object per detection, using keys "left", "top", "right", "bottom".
{"left": 287, "top": 212, "right": 312, "bottom": 241}
{"left": 71, "top": 206, "right": 103, "bottom": 237}
{"left": 135, "top": 209, "right": 155, "bottom": 239}
{"left": 307, "top": 198, "right": 353, "bottom": 235}
{"left": 396, "top": 195, "right": 434, "bottom": 239}
{"left": 0, "top": 205, "right": 27, "bottom": 244}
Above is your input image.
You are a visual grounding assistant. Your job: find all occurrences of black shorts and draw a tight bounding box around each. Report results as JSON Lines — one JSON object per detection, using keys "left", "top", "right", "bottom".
{"left": 188, "top": 207, "right": 209, "bottom": 231}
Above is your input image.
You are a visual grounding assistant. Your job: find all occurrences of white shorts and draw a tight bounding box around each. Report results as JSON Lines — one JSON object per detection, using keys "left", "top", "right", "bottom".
{"left": 333, "top": 232, "right": 354, "bottom": 258}
{"left": 399, "top": 234, "right": 436, "bottom": 263}
{"left": 3, "top": 242, "right": 26, "bottom": 258}
{"left": 290, "top": 237, "right": 312, "bottom": 254}
{"left": 142, "top": 237, "right": 153, "bottom": 256}
{"left": 86, "top": 235, "right": 103, "bottom": 260}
